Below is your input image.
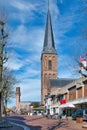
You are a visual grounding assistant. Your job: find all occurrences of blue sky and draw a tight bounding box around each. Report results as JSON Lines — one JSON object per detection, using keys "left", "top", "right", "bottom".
{"left": 0, "top": 0, "right": 87, "bottom": 107}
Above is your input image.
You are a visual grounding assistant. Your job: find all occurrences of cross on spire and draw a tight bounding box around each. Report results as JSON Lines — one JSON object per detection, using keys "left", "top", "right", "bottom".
{"left": 48, "top": 0, "right": 49, "bottom": 10}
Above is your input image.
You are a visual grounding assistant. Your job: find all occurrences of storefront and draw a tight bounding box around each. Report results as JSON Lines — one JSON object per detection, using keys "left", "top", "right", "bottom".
{"left": 59, "top": 98, "right": 87, "bottom": 116}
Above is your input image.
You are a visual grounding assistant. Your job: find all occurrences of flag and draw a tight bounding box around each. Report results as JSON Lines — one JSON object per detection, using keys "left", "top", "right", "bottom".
{"left": 80, "top": 56, "right": 86, "bottom": 68}
{"left": 60, "top": 99, "right": 66, "bottom": 104}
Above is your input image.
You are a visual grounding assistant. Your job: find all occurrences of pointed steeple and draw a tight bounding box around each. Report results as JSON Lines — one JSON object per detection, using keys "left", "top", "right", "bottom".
{"left": 42, "top": 1, "right": 57, "bottom": 54}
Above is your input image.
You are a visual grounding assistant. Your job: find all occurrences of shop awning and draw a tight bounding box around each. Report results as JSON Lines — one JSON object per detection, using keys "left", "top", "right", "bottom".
{"left": 59, "top": 103, "right": 75, "bottom": 108}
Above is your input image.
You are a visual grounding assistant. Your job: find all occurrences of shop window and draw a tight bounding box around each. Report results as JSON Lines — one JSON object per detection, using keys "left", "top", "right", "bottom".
{"left": 58, "top": 95, "right": 63, "bottom": 100}
{"left": 53, "top": 95, "right": 56, "bottom": 102}
{"left": 83, "top": 80, "right": 87, "bottom": 85}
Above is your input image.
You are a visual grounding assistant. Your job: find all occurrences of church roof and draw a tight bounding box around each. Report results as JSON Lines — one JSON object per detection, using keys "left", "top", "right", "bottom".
{"left": 42, "top": 8, "right": 57, "bottom": 54}
{"left": 50, "top": 78, "right": 75, "bottom": 87}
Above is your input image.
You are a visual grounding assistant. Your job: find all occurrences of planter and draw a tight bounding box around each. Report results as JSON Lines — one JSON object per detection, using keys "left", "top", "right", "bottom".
{"left": 76, "top": 117, "right": 83, "bottom": 123}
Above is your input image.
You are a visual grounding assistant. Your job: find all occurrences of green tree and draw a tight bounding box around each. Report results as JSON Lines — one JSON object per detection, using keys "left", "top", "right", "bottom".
{"left": 31, "top": 102, "right": 40, "bottom": 108}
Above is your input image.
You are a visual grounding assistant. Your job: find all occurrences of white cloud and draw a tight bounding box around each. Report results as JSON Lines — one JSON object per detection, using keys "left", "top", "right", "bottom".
{"left": 5, "top": 51, "right": 24, "bottom": 70}
{"left": 16, "top": 68, "right": 40, "bottom": 81}
{"left": 8, "top": 0, "right": 46, "bottom": 24}
{"left": 58, "top": 54, "right": 79, "bottom": 78}
{"left": 10, "top": 25, "right": 44, "bottom": 53}
{"left": 50, "top": 0, "right": 60, "bottom": 17}
{"left": 10, "top": 0, "right": 35, "bottom": 11}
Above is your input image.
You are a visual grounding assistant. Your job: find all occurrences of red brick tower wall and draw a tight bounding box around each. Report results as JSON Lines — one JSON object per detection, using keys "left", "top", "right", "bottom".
{"left": 41, "top": 54, "right": 58, "bottom": 104}
{"left": 16, "top": 87, "right": 21, "bottom": 111}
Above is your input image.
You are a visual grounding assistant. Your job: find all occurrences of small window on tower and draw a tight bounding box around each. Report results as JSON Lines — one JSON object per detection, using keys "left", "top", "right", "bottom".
{"left": 48, "top": 60, "right": 52, "bottom": 70}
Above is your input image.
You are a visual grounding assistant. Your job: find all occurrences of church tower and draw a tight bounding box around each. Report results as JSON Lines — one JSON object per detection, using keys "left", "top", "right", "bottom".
{"left": 41, "top": 2, "right": 58, "bottom": 105}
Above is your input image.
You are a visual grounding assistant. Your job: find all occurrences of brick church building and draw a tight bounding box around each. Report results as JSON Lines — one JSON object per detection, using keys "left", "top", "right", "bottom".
{"left": 41, "top": 6, "right": 58, "bottom": 105}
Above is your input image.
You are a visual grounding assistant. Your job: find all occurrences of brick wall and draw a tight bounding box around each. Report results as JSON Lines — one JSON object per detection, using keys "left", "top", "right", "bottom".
{"left": 69, "top": 90, "right": 76, "bottom": 101}
{"left": 84, "top": 85, "right": 87, "bottom": 97}
{"left": 77, "top": 87, "right": 82, "bottom": 98}
{"left": 41, "top": 54, "right": 58, "bottom": 104}
{"left": 16, "top": 87, "right": 20, "bottom": 111}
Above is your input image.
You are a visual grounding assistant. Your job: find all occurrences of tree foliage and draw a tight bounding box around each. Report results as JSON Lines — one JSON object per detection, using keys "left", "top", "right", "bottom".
{"left": 78, "top": 61, "right": 87, "bottom": 77}
{"left": 31, "top": 102, "right": 40, "bottom": 108}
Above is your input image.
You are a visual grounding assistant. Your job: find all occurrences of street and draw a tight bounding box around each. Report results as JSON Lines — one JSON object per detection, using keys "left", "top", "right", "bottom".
{"left": 1, "top": 114, "right": 87, "bottom": 130}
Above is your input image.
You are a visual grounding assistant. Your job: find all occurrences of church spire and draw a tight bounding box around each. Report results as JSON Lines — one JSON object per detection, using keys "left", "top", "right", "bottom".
{"left": 42, "top": 0, "right": 57, "bottom": 54}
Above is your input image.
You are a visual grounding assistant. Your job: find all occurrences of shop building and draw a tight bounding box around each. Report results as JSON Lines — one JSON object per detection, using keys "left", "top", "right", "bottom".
{"left": 44, "top": 77, "right": 87, "bottom": 116}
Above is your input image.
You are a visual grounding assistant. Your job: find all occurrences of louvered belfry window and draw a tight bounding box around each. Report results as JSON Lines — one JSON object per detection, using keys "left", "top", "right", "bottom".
{"left": 48, "top": 60, "right": 52, "bottom": 70}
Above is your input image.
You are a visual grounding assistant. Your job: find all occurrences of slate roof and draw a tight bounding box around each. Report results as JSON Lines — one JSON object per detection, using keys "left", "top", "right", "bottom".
{"left": 42, "top": 8, "right": 57, "bottom": 54}
{"left": 50, "top": 78, "right": 75, "bottom": 88}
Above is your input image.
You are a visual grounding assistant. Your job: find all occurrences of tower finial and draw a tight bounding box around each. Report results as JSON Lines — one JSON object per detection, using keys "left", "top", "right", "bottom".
{"left": 48, "top": 0, "right": 49, "bottom": 10}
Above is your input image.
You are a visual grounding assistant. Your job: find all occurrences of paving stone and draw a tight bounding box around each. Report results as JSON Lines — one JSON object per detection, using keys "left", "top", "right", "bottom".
{"left": 3, "top": 114, "right": 87, "bottom": 130}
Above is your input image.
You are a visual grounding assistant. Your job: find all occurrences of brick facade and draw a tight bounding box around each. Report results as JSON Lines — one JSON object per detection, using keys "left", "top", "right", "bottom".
{"left": 63, "top": 84, "right": 87, "bottom": 103}
{"left": 84, "top": 85, "right": 87, "bottom": 97}
{"left": 69, "top": 90, "right": 76, "bottom": 101}
{"left": 77, "top": 87, "right": 82, "bottom": 98}
{"left": 16, "top": 87, "right": 21, "bottom": 112}
{"left": 49, "top": 77, "right": 87, "bottom": 109}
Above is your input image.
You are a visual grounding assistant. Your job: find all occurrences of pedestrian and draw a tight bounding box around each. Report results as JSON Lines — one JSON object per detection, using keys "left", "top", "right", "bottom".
{"left": 50, "top": 111, "right": 54, "bottom": 119}
{"left": 58, "top": 113, "right": 62, "bottom": 121}
{"left": 65, "top": 113, "right": 68, "bottom": 120}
